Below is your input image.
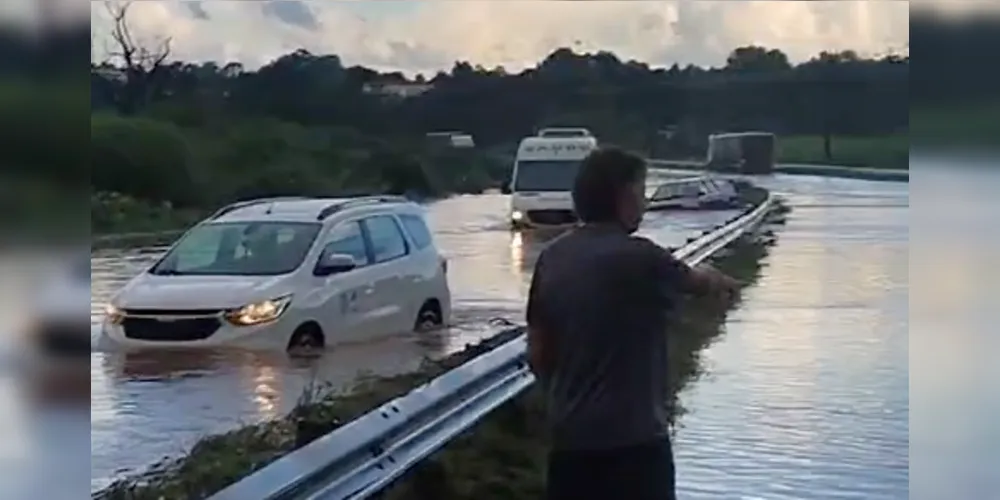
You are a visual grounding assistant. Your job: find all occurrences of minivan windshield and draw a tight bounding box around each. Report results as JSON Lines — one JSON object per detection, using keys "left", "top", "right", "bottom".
{"left": 150, "top": 221, "right": 321, "bottom": 276}
{"left": 512, "top": 160, "right": 582, "bottom": 192}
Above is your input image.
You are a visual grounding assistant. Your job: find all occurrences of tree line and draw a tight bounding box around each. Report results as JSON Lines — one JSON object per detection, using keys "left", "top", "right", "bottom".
{"left": 15, "top": 6, "right": 995, "bottom": 226}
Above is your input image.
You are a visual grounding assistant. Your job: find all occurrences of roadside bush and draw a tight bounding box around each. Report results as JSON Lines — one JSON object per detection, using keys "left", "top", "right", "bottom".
{"left": 91, "top": 113, "right": 205, "bottom": 206}
{"left": 83, "top": 107, "right": 502, "bottom": 233}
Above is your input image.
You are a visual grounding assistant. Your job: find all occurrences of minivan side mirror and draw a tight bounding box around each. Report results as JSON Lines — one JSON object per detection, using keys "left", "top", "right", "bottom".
{"left": 314, "top": 252, "right": 357, "bottom": 277}
{"left": 500, "top": 181, "right": 512, "bottom": 195}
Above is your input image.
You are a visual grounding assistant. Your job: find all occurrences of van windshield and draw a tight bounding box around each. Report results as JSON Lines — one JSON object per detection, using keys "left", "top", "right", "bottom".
{"left": 512, "top": 160, "right": 582, "bottom": 192}
{"left": 149, "top": 221, "right": 321, "bottom": 276}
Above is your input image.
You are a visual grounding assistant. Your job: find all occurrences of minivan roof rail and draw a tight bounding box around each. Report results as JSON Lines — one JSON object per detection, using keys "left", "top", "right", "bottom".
{"left": 209, "top": 196, "right": 311, "bottom": 220}
{"left": 316, "top": 195, "right": 410, "bottom": 221}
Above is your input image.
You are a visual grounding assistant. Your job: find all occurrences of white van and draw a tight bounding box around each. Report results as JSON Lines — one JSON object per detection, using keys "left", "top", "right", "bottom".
{"left": 507, "top": 135, "right": 598, "bottom": 229}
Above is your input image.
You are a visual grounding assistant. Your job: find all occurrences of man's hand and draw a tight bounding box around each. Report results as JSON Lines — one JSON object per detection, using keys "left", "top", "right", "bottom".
{"left": 693, "top": 262, "right": 740, "bottom": 300}
{"left": 698, "top": 263, "right": 739, "bottom": 288}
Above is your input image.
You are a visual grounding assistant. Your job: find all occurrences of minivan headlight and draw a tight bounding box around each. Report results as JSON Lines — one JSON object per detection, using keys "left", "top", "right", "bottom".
{"left": 224, "top": 295, "right": 292, "bottom": 326}
{"left": 104, "top": 303, "right": 124, "bottom": 325}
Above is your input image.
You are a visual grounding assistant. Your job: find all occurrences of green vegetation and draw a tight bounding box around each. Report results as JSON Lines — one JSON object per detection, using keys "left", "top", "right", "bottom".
{"left": 92, "top": 193, "right": 785, "bottom": 500}
{"left": 777, "top": 134, "right": 909, "bottom": 170}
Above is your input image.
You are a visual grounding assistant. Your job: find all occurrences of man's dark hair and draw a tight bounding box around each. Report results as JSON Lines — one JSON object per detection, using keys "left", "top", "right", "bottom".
{"left": 572, "top": 147, "right": 647, "bottom": 223}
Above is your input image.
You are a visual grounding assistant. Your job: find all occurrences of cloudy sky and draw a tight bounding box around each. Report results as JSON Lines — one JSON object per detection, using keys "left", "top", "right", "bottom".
{"left": 85, "top": 1, "right": 918, "bottom": 75}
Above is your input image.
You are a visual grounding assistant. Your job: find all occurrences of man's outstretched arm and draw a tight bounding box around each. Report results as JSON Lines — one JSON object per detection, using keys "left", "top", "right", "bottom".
{"left": 686, "top": 261, "right": 741, "bottom": 296}
{"left": 644, "top": 239, "right": 740, "bottom": 297}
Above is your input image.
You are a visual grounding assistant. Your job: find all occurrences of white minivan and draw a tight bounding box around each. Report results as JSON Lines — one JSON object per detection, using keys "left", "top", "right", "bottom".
{"left": 101, "top": 196, "right": 451, "bottom": 353}
{"left": 507, "top": 134, "right": 598, "bottom": 229}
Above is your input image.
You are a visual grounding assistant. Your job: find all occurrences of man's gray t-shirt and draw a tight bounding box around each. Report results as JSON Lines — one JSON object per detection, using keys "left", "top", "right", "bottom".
{"left": 527, "top": 223, "right": 695, "bottom": 451}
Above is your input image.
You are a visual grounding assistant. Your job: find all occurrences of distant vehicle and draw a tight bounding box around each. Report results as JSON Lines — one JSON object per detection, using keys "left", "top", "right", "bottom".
{"left": 448, "top": 134, "right": 475, "bottom": 148}
{"left": 426, "top": 131, "right": 475, "bottom": 148}
{"left": 506, "top": 135, "right": 599, "bottom": 229}
{"left": 101, "top": 196, "right": 452, "bottom": 354}
{"left": 706, "top": 132, "right": 776, "bottom": 174}
{"left": 647, "top": 176, "right": 741, "bottom": 211}
{"left": 537, "top": 127, "right": 593, "bottom": 138}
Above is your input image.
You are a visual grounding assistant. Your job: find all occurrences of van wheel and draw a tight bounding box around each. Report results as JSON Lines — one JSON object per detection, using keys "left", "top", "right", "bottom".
{"left": 287, "top": 323, "right": 325, "bottom": 356}
{"left": 414, "top": 301, "right": 443, "bottom": 332}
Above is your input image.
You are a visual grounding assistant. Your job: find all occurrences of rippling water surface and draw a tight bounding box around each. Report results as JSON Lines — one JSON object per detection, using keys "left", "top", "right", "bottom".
{"left": 675, "top": 174, "right": 910, "bottom": 499}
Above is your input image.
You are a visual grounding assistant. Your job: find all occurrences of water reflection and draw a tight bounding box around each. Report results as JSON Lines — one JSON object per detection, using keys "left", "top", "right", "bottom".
{"left": 102, "top": 349, "right": 237, "bottom": 381}
{"left": 509, "top": 228, "right": 566, "bottom": 275}
{"left": 249, "top": 364, "right": 280, "bottom": 420}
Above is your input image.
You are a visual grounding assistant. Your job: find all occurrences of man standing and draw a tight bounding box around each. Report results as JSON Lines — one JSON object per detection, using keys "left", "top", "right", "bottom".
{"left": 526, "top": 148, "right": 739, "bottom": 500}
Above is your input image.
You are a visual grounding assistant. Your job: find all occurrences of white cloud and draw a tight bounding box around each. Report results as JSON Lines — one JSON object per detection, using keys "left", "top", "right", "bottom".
{"left": 90, "top": 0, "right": 912, "bottom": 75}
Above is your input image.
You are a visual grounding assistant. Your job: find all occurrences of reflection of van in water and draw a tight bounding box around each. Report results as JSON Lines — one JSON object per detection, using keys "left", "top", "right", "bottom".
{"left": 507, "top": 135, "right": 598, "bottom": 229}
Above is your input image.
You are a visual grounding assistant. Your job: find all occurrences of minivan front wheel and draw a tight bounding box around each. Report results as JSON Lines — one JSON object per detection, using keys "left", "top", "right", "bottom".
{"left": 414, "top": 300, "right": 443, "bottom": 332}
{"left": 287, "top": 323, "right": 325, "bottom": 356}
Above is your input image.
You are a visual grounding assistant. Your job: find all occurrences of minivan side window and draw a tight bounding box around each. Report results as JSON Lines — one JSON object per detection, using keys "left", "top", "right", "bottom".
{"left": 322, "top": 221, "right": 370, "bottom": 267}
{"left": 363, "top": 215, "right": 408, "bottom": 263}
{"left": 399, "top": 214, "right": 433, "bottom": 250}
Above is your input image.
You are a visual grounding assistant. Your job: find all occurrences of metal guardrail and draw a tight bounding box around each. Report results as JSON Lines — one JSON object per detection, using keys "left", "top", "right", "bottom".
{"left": 646, "top": 159, "right": 909, "bottom": 182}
{"left": 208, "top": 190, "right": 777, "bottom": 500}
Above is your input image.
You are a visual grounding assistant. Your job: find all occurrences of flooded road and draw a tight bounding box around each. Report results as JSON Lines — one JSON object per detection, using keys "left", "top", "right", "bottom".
{"left": 88, "top": 190, "right": 738, "bottom": 490}
{"left": 674, "top": 175, "right": 910, "bottom": 499}
{"left": 4, "top": 167, "right": 939, "bottom": 499}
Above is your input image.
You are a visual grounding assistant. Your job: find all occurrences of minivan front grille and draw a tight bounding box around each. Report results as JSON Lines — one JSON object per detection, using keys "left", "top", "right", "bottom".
{"left": 526, "top": 209, "right": 577, "bottom": 226}
{"left": 122, "top": 316, "right": 222, "bottom": 341}
{"left": 122, "top": 308, "right": 222, "bottom": 316}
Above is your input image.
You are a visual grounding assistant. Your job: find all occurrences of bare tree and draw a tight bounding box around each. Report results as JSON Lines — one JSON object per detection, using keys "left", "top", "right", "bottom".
{"left": 103, "top": 0, "right": 172, "bottom": 114}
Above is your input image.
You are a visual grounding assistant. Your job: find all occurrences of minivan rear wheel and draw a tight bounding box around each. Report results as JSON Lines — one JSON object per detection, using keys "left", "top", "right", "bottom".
{"left": 287, "top": 323, "right": 325, "bottom": 356}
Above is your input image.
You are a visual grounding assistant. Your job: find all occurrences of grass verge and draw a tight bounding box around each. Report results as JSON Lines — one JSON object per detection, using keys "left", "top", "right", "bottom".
{"left": 777, "top": 134, "right": 908, "bottom": 170}
{"left": 92, "top": 193, "right": 787, "bottom": 500}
